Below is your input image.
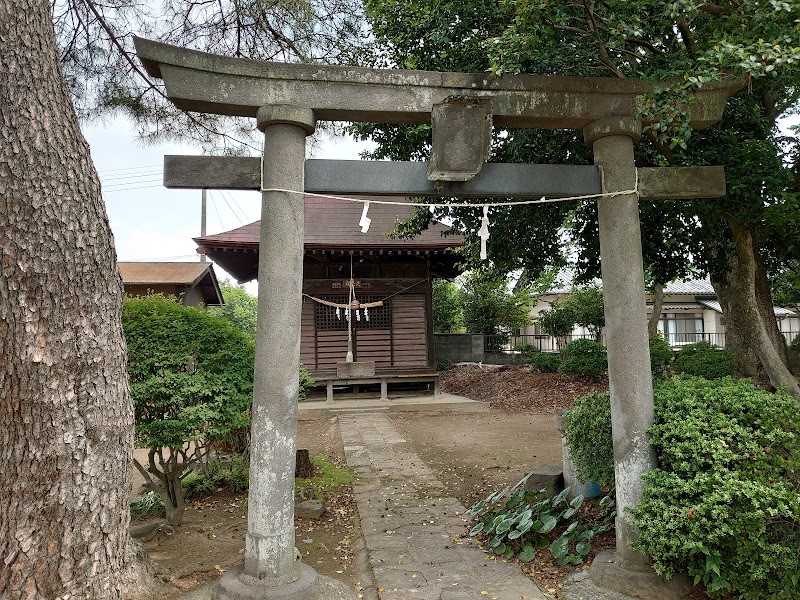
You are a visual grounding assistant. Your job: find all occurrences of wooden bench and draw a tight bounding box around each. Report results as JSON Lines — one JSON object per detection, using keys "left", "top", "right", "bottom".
{"left": 313, "top": 372, "right": 440, "bottom": 403}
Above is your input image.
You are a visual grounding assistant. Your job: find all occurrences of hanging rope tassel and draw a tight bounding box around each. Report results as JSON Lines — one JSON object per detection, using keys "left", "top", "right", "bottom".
{"left": 478, "top": 205, "right": 490, "bottom": 260}
{"left": 359, "top": 201, "right": 372, "bottom": 233}
{"left": 336, "top": 307, "right": 341, "bottom": 320}
{"left": 364, "top": 307, "right": 369, "bottom": 322}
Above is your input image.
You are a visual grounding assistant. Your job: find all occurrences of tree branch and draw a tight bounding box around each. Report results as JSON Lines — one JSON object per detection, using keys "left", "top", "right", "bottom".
{"left": 676, "top": 16, "right": 698, "bottom": 61}
{"left": 698, "top": 3, "right": 735, "bottom": 16}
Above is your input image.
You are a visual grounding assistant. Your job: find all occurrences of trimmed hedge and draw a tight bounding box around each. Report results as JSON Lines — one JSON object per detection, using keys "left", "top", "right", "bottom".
{"left": 674, "top": 340, "right": 736, "bottom": 379}
{"left": 528, "top": 352, "right": 561, "bottom": 373}
{"left": 558, "top": 339, "right": 607, "bottom": 378}
{"left": 565, "top": 378, "right": 800, "bottom": 599}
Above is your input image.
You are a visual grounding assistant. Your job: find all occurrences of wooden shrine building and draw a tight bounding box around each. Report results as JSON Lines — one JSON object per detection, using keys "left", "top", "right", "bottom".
{"left": 194, "top": 195, "right": 462, "bottom": 383}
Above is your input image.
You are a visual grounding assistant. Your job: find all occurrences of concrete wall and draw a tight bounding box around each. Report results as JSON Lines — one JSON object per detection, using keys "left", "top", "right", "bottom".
{"left": 434, "top": 334, "right": 524, "bottom": 365}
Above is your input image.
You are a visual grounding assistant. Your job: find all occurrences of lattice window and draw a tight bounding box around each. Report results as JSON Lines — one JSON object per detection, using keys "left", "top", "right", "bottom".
{"left": 314, "top": 295, "right": 391, "bottom": 330}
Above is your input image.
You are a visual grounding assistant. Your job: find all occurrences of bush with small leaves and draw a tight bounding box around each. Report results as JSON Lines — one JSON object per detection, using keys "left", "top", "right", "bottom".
{"left": 558, "top": 339, "right": 607, "bottom": 378}
{"left": 674, "top": 340, "right": 735, "bottom": 379}
{"left": 123, "top": 294, "right": 255, "bottom": 525}
{"left": 632, "top": 377, "right": 800, "bottom": 599}
{"left": 466, "top": 472, "right": 613, "bottom": 566}
{"left": 299, "top": 364, "right": 315, "bottom": 400}
{"left": 528, "top": 352, "right": 561, "bottom": 373}
{"left": 565, "top": 377, "right": 800, "bottom": 598}
{"left": 649, "top": 334, "right": 673, "bottom": 377}
{"left": 564, "top": 392, "right": 615, "bottom": 491}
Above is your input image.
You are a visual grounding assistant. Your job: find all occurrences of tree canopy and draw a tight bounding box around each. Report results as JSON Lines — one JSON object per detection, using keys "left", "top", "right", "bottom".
{"left": 356, "top": 0, "right": 800, "bottom": 396}
{"left": 54, "top": 0, "right": 368, "bottom": 149}
{"left": 209, "top": 280, "right": 259, "bottom": 340}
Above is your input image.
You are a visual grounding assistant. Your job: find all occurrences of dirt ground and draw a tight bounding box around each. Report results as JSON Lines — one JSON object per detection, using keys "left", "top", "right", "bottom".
{"left": 132, "top": 366, "right": 610, "bottom": 597}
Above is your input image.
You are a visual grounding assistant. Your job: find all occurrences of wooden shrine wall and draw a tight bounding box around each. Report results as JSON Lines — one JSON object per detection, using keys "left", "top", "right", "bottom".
{"left": 300, "top": 291, "right": 430, "bottom": 371}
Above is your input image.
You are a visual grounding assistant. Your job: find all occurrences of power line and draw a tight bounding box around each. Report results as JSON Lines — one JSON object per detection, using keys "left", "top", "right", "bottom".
{"left": 219, "top": 191, "right": 244, "bottom": 226}
{"left": 97, "top": 164, "right": 161, "bottom": 174}
{"left": 99, "top": 170, "right": 162, "bottom": 182}
{"left": 103, "top": 184, "right": 164, "bottom": 193}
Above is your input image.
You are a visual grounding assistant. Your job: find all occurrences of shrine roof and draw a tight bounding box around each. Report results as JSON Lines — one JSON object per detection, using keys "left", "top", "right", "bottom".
{"left": 194, "top": 195, "right": 462, "bottom": 250}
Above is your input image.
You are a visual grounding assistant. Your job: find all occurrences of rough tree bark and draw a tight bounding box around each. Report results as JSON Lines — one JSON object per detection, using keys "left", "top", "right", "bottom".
{"left": 712, "top": 218, "right": 800, "bottom": 401}
{"left": 647, "top": 282, "right": 664, "bottom": 339}
{"left": 0, "top": 1, "right": 143, "bottom": 597}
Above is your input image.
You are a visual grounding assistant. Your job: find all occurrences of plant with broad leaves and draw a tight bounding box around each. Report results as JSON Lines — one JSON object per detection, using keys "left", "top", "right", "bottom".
{"left": 465, "top": 472, "right": 612, "bottom": 566}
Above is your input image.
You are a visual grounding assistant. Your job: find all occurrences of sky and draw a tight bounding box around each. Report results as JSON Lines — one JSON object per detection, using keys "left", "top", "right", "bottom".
{"left": 84, "top": 118, "right": 376, "bottom": 294}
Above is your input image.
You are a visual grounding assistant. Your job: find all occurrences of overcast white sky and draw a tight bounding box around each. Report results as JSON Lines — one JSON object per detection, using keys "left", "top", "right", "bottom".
{"left": 84, "top": 117, "right": 375, "bottom": 293}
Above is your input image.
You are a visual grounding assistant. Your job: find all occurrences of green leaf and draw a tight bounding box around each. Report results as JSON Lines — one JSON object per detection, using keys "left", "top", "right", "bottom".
{"left": 540, "top": 514, "right": 558, "bottom": 533}
{"left": 550, "top": 536, "right": 569, "bottom": 560}
{"left": 569, "top": 495, "right": 584, "bottom": 508}
{"left": 552, "top": 488, "right": 570, "bottom": 506}
{"left": 469, "top": 522, "right": 484, "bottom": 536}
{"left": 496, "top": 517, "right": 515, "bottom": 534}
{"left": 576, "top": 541, "right": 592, "bottom": 556}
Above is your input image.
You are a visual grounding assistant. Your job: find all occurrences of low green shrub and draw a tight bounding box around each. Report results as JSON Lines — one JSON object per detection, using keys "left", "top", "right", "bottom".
{"left": 182, "top": 471, "right": 216, "bottom": 497}
{"left": 564, "top": 392, "right": 615, "bottom": 490}
{"left": 633, "top": 377, "right": 800, "bottom": 598}
{"left": 558, "top": 339, "right": 607, "bottom": 378}
{"left": 182, "top": 455, "right": 251, "bottom": 497}
{"left": 515, "top": 343, "right": 539, "bottom": 357}
{"left": 649, "top": 334, "right": 673, "bottom": 376}
{"left": 130, "top": 491, "right": 165, "bottom": 519}
{"left": 299, "top": 364, "right": 315, "bottom": 400}
{"left": 528, "top": 352, "right": 561, "bottom": 373}
{"left": 674, "top": 340, "right": 735, "bottom": 379}
{"left": 465, "top": 473, "right": 613, "bottom": 565}
{"left": 565, "top": 377, "right": 800, "bottom": 599}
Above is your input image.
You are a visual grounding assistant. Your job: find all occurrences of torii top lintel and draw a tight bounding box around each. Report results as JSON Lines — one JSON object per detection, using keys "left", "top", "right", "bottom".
{"left": 133, "top": 37, "right": 737, "bottom": 130}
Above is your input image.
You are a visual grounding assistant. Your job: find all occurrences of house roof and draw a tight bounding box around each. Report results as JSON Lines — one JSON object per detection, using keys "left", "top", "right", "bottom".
{"left": 646, "top": 302, "right": 704, "bottom": 311}
{"left": 663, "top": 279, "right": 715, "bottom": 295}
{"left": 118, "top": 262, "right": 224, "bottom": 305}
{"left": 696, "top": 299, "right": 796, "bottom": 317}
{"left": 539, "top": 278, "right": 716, "bottom": 297}
{"left": 194, "top": 195, "right": 463, "bottom": 283}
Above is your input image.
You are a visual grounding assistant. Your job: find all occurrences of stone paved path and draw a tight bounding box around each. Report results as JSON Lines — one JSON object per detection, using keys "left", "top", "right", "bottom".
{"left": 338, "top": 413, "right": 547, "bottom": 600}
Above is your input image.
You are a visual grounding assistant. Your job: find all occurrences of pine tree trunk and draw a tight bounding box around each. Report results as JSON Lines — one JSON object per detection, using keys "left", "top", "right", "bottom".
{"left": 0, "top": 1, "right": 138, "bottom": 597}
{"left": 711, "top": 219, "right": 800, "bottom": 401}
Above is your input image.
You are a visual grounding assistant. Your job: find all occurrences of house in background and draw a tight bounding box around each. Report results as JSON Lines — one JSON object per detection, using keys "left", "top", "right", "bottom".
{"left": 118, "top": 262, "right": 224, "bottom": 307}
{"left": 193, "top": 195, "right": 463, "bottom": 377}
{"left": 519, "top": 279, "right": 800, "bottom": 351}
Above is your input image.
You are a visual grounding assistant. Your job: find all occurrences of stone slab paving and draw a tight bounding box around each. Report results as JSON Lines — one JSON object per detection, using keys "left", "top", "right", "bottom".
{"left": 338, "top": 413, "right": 547, "bottom": 600}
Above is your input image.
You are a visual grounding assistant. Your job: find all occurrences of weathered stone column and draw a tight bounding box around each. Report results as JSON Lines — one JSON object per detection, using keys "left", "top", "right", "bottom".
{"left": 215, "top": 105, "right": 318, "bottom": 600}
{"left": 584, "top": 116, "right": 657, "bottom": 566}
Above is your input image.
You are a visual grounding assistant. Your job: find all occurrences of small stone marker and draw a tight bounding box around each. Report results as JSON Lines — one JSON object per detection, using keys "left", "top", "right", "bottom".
{"left": 295, "top": 499, "right": 325, "bottom": 520}
{"left": 523, "top": 464, "right": 565, "bottom": 497}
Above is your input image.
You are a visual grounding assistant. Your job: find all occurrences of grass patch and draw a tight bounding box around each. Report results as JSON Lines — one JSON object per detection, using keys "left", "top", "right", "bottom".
{"left": 295, "top": 455, "right": 352, "bottom": 501}
{"left": 130, "top": 491, "right": 165, "bottom": 520}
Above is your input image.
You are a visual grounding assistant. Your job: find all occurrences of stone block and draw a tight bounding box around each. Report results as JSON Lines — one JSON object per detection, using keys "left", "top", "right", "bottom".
{"left": 523, "top": 465, "right": 564, "bottom": 497}
{"left": 428, "top": 97, "right": 492, "bottom": 182}
{"left": 295, "top": 499, "right": 325, "bottom": 520}
{"left": 337, "top": 361, "right": 375, "bottom": 378}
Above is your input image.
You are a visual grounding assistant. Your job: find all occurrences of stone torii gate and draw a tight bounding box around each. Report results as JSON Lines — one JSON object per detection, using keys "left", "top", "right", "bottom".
{"left": 134, "top": 37, "right": 737, "bottom": 600}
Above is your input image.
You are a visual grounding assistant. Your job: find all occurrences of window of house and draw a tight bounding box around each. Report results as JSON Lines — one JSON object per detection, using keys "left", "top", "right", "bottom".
{"left": 657, "top": 313, "right": 704, "bottom": 344}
